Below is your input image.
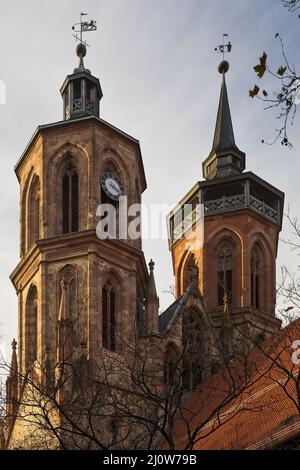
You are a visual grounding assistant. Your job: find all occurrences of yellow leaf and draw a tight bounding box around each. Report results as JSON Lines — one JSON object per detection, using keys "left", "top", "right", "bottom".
{"left": 277, "top": 66, "right": 287, "bottom": 76}
{"left": 249, "top": 85, "right": 260, "bottom": 98}
{"left": 254, "top": 52, "right": 267, "bottom": 78}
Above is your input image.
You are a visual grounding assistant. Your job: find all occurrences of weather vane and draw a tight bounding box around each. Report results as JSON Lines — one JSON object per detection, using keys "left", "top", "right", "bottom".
{"left": 72, "top": 12, "right": 97, "bottom": 47}
{"left": 214, "top": 34, "right": 232, "bottom": 61}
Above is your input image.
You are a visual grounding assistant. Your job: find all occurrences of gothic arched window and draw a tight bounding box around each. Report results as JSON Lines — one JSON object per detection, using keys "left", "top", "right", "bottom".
{"left": 182, "top": 310, "right": 203, "bottom": 391}
{"left": 28, "top": 177, "right": 40, "bottom": 249}
{"left": 217, "top": 247, "right": 233, "bottom": 306}
{"left": 25, "top": 285, "right": 38, "bottom": 369}
{"left": 251, "top": 246, "right": 264, "bottom": 309}
{"left": 62, "top": 164, "right": 79, "bottom": 234}
{"left": 102, "top": 282, "right": 116, "bottom": 352}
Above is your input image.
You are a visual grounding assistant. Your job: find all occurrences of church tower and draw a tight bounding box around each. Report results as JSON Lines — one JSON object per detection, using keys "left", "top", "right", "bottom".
{"left": 168, "top": 59, "right": 284, "bottom": 347}
{"left": 10, "top": 38, "right": 153, "bottom": 387}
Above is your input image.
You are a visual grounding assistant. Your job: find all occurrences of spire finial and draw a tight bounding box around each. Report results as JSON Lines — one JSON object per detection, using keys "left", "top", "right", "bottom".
{"left": 149, "top": 259, "right": 155, "bottom": 272}
{"left": 12, "top": 338, "right": 17, "bottom": 350}
{"left": 76, "top": 42, "right": 87, "bottom": 70}
{"left": 218, "top": 60, "right": 229, "bottom": 75}
{"left": 72, "top": 13, "right": 97, "bottom": 70}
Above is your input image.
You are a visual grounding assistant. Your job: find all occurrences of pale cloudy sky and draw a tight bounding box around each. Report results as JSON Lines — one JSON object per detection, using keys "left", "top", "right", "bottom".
{"left": 0, "top": 0, "right": 299, "bottom": 360}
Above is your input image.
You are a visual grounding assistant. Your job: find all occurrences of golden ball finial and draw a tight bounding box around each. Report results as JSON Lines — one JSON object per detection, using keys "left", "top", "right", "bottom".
{"left": 218, "top": 60, "right": 229, "bottom": 74}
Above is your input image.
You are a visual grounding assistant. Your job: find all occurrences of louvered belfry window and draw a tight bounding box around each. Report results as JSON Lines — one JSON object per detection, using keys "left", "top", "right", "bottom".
{"left": 26, "top": 285, "right": 38, "bottom": 370}
{"left": 28, "top": 177, "right": 40, "bottom": 249}
{"left": 102, "top": 282, "right": 116, "bottom": 351}
{"left": 62, "top": 164, "right": 79, "bottom": 234}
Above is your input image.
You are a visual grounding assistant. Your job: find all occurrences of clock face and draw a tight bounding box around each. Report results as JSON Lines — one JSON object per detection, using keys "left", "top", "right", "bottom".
{"left": 101, "top": 172, "right": 124, "bottom": 201}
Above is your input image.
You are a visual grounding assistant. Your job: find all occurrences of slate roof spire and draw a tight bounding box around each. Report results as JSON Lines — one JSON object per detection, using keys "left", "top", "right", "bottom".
{"left": 202, "top": 60, "right": 245, "bottom": 180}
{"left": 212, "top": 71, "right": 235, "bottom": 153}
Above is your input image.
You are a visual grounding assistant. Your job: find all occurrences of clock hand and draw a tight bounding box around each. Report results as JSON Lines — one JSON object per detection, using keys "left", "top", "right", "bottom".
{"left": 109, "top": 181, "right": 120, "bottom": 192}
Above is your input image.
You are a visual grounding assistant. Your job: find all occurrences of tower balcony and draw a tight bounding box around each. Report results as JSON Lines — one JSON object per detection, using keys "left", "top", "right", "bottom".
{"left": 168, "top": 172, "right": 284, "bottom": 247}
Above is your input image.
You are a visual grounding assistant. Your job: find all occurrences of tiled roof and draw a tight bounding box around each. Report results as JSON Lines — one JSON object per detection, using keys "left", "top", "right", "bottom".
{"left": 171, "top": 318, "right": 300, "bottom": 450}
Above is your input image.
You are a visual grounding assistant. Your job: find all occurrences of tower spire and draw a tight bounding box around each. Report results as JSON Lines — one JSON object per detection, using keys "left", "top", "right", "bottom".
{"left": 211, "top": 68, "right": 236, "bottom": 154}
{"left": 202, "top": 38, "right": 245, "bottom": 180}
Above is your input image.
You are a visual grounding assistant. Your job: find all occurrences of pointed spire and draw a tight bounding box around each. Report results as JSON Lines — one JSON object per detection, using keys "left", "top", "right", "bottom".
{"left": 211, "top": 73, "right": 235, "bottom": 154}
{"left": 10, "top": 339, "right": 18, "bottom": 375}
{"left": 6, "top": 340, "right": 18, "bottom": 419}
{"left": 148, "top": 259, "right": 158, "bottom": 300}
{"left": 58, "top": 279, "right": 68, "bottom": 321}
{"left": 56, "top": 279, "right": 73, "bottom": 366}
{"left": 202, "top": 61, "right": 245, "bottom": 180}
{"left": 147, "top": 260, "right": 159, "bottom": 332}
{"left": 56, "top": 281, "right": 74, "bottom": 402}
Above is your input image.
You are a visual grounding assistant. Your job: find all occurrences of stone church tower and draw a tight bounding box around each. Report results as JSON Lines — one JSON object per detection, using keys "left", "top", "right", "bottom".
{"left": 168, "top": 59, "right": 284, "bottom": 348}
{"left": 9, "top": 42, "right": 153, "bottom": 389}
{"left": 4, "top": 41, "right": 284, "bottom": 449}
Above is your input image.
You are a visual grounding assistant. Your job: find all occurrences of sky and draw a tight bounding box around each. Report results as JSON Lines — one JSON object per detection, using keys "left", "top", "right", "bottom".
{"left": 0, "top": 0, "right": 300, "bottom": 361}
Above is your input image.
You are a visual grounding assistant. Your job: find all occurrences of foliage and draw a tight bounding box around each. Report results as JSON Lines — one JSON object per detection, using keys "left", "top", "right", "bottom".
{"left": 249, "top": 1, "right": 300, "bottom": 147}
